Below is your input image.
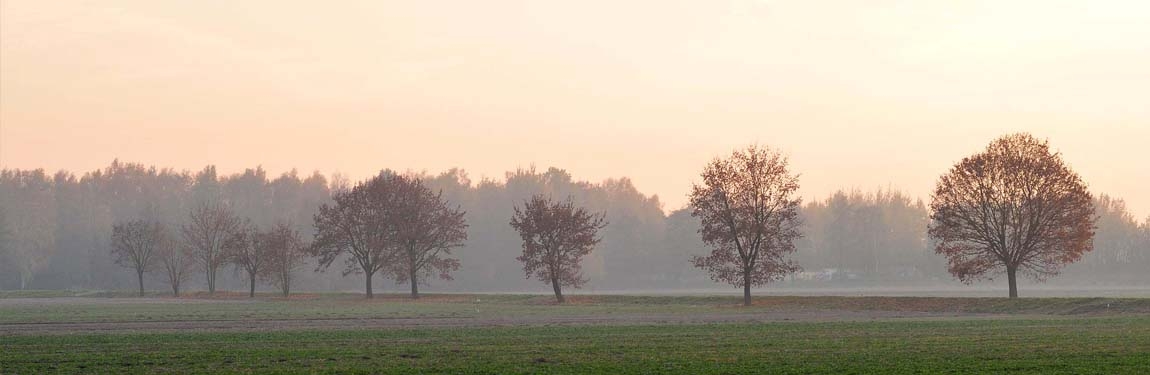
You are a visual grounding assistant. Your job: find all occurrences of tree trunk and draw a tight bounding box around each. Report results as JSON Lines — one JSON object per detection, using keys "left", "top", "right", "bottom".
{"left": 206, "top": 268, "right": 216, "bottom": 295}
{"left": 743, "top": 269, "right": 752, "bottom": 306}
{"left": 249, "top": 274, "right": 256, "bottom": 298}
{"left": 364, "top": 271, "right": 374, "bottom": 299}
{"left": 410, "top": 269, "right": 420, "bottom": 299}
{"left": 1007, "top": 265, "right": 1019, "bottom": 299}
{"left": 137, "top": 270, "right": 145, "bottom": 297}
{"left": 280, "top": 273, "right": 290, "bottom": 298}
{"left": 172, "top": 284, "right": 180, "bottom": 297}
{"left": 551, "top": 276, "right": 565, "bottom": 303}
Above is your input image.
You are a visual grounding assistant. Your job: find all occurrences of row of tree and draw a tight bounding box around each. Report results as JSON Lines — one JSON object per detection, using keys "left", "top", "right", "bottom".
{"left": 107, "top": 171, "right": 607, "bottom": 302}
{"left": 658, "top": 135, "right": 1135, "bottom": 303}
{"left": 2, "top": 137, "right": 1148, "bottom": 298}
{"left": 111, "top": 216, "right": 306, "bottom": 297}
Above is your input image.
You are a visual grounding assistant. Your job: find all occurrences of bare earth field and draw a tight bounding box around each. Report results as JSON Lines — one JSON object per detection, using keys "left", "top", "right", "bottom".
{"left": 3, "top": 293, "right": 1150, "bottom": 374}
{"left": 4, "top": 293, "right": 1148, "bottom": 335}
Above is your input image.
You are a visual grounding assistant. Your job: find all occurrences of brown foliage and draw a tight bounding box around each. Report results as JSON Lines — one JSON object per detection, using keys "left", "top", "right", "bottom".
{"left": 386, "top": 176, "right": 468, "bottom": 299}
{"left": 312, "top": 172, "right": 467, "bottom": 298}
{"left": 688, "top": 145, "right": 802, "bottom": 306}
{"left": 929, "top": 133, "right": 1096, "bottom": 298}
{"left": 509, "top": 195, "right": 606, "bottom": 303}
{"left": 312, "top": 173, "right": 400, "bottom": 298}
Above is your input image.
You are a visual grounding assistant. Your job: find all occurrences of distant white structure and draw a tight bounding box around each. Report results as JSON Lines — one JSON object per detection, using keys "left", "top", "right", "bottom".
{"left": 793, "top": 268, "right": 838, "bottom": 281}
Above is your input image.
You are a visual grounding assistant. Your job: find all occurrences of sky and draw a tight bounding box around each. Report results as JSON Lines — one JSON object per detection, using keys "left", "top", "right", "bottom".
{"left": 2, "top": 0, "right": 1148, "bottom": 217}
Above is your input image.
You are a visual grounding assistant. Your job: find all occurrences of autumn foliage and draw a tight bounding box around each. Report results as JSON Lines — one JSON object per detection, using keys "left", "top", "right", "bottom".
{"left": 509, "top": 195, "right": 606, "bottom": 303}
{"left": 929, "top": 133, "right": 1096, "bottom": 298}
{"left": 689, "top": 145, "right": 802, "bottom": 306}
{"left": 387, "top": 176, "right": 468, "bottom": 299}
{"left": 312, "top": 172, "right": 467, "bottom": 298}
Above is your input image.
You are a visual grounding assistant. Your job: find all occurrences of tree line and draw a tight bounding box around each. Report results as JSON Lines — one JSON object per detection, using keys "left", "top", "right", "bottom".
{"left": 1, "top": 134, "right": 1148, "bottom": 299}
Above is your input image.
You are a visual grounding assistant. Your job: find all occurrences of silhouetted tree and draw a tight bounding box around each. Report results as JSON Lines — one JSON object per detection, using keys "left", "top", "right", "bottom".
{"left": 388, "top": 175, "right": 468, "bottom": 299}
{"left": 261, "top": 222, "right": 307, "bottom": 297}
{"left": 929, "top": 133, "right": 1095, "bottom": 298}
{"left": 312, "top": 173, "right": 400, "bottom": 299}
{"left": 509, "top": 195, "right": 606, "bottom": 303}
{"left": 226, "top": 220, "right": 270, "bottom": 298}
{"left": 182, "top": 202, "right": 241, "bottom": 295}
{"left": 111, "top": 219, "right": 164, "bottom": 296}
{"left": 689, "top": 145, "right": 802, "bottom": 306}
{"left": 157, "top": 231, "right": 194, "bottom": 297}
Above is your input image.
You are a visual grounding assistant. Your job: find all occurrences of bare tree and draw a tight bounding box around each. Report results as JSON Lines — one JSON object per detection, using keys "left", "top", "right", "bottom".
{"left": 261, "top": 222, "right": 307, "bottom": 297}
{"left": 111, "top": 219, "right": 164, "bottom": 296}
{"left": 689, "top": 145, "right": 802, "bottom": 306}
{"left": 312, "top": 173, "right": 399, "bottom": 299}
{"left": 181, "top": 202, "right": 240, "bottom": 295}
{"left": 226, "top": 220, "right": 270, "bottom": 298}
{"left": 929, "top": 133, "right": 1095, "bottom": 298}
{"left": 389, "top": 175, "right": 468, "bottom": 299}
{"left": 509, "top": 195, "right": 606, "bottom": 303}
{"left": 156, "top": 228, "right": 193, "bottom": 296}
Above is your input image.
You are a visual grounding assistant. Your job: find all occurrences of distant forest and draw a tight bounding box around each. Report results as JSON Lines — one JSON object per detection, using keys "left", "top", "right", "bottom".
{"left": 1, "top": 160, "right": 1147, "bottom": 292}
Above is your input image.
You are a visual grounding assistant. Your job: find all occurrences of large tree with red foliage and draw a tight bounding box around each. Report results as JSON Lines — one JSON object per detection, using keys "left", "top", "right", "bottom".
{"left": 509, "top": 195, "right": 606, "bottom": 303}
{"left": 311, "top": 173, "right": 398, "bottom": 299}
{"left": 312, "top": 172, "right": 467, "bottom": 299}
{"left": 929, "top": 133, "right": 1096, "bottom": 298}
{"left": 388, "top": 176, "right": 468, "bottom": 299}
{"left": 689, "top": 145, "right": 802, "bottom": 306}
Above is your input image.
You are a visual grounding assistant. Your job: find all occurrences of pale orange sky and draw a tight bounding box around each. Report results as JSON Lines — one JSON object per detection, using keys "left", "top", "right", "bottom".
{"left": 2, "top": 1, "right": 1148, "bottom": 217}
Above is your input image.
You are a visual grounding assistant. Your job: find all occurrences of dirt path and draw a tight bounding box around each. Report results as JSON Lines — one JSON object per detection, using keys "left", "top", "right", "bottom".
{"left": 0, "top": 310, "right": 996, "bottom": 335}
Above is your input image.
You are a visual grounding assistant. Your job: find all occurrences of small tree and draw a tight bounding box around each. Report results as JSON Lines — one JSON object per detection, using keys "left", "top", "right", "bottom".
{"left": 226, "top": 220, "right": 270, "bottom": 298}
{"left": 261, "top": 222, "right": 307, "bottom": 298}
{"left": 389, "top": 176, "right": 468, "bottom": 299}
{"left": 312, "top": 173, "right": 399, "bottom": 299}
{"left": 182, "top": 202, "right": 240, "bottom": 295}
{"left": 929, "top": 133, "right": 1095, "bottom": 298}
{"left": 158, "top": 231, "right": 194, "bottom": 297}
{"left": 509, "top": 195, "right": 606, "bottom": 303}
{"left": 688, "top": 145, "right": 802, "bottom": 306}
{"left": 111, "top": 219, "right": 164, "bottom": 296}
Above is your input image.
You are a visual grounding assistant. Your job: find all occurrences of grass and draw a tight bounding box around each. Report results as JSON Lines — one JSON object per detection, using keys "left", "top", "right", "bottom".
{"left": 3, "top": 293, "right": 1150, "bottom": 373}
{"left": 2, "top": 316, "right": 1149, "bottom": 374}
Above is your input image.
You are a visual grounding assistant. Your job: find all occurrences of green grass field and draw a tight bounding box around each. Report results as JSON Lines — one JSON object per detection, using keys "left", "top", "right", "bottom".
{"left": 3, "top": 293, "right": 1150, "bottom": 374}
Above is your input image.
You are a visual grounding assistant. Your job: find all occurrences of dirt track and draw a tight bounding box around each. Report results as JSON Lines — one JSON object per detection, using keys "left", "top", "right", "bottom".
{"left": 0, "top": 310, "right": 994, "bottom": 335}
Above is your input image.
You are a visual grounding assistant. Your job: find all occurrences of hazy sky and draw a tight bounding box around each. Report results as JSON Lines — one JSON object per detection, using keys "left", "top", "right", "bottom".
{"left": 2, "top": 1, "right": 1148, "bottom": 217}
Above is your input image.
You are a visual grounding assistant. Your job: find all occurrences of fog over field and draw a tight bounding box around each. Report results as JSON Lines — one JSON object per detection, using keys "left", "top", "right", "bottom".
{"left": 3, "top": 1, "right": 1150, "bottom": 298}
{"left": 5, "top": 1, "right": 1150, "bottom": 374}
{"left": 0, "top": 162, "right": 1146, "bottom": 296}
